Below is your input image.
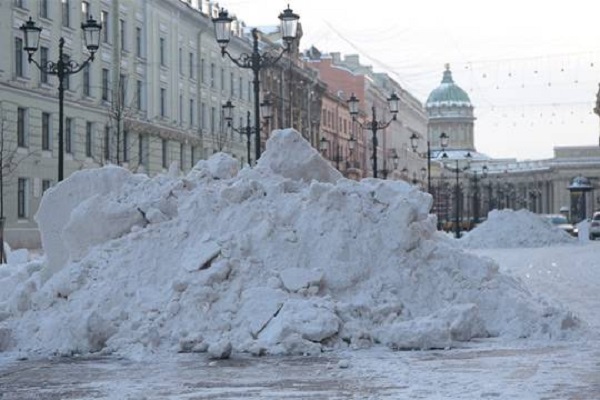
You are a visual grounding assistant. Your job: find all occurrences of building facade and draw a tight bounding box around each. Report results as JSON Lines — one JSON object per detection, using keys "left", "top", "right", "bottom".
{"left": 0, "top": 0, "right": 260, "bottom": 247}
{"left": 3, "top": 2, "right": 596, "bottom": 250}
{"left": 422, "top": 65, "right": 600, "bottom": 230}
{"left": 306, "top": 50, "right": 428, "bottom": 180}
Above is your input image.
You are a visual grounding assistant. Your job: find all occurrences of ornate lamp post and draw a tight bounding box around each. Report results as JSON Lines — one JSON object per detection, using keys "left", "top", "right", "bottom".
{"left": 410, "top": 131, "right": 449, "bottom": 193}
{"left": 485, "top": 172, "right": 494, "bottom": 213}
{"left": 442, "top": 150, "right": 472, "bottom": 238}
{"left": 20, "top": 16, "right": 102, "bottom": 182}
{"left": 319, "top": 135, "right": 329, "bottom": 155}
{"left": 347, "top": 92, "right": 400, "bottom": 178}
{"left": 470, "top": 164, "right": 487, "bottom": 224}
{"left": 409, "top": 132, "right": 427, "bottom": 190}
{"left": 380, "top": 150, "right": 400, "bottom": 179}
{"left": 437, "top": 171, "right": 449, "bottom": 230}
{"left": 392, "top": 151, "right": 400, "bottom": 174}
{"left": 222, "top": 99, "right": 272, "bottom": 165}
{"left": 348, "top": 135, "right": 356, "bottom": 156}
{"left": 400, "top": 167, "right": 409, "bottom": 183}
{"left": 213, "top": 6, "right": 299, "bottom": 164}
{"left": 420, "top": 167, "right": 427, "bottom": 186}
{"left": 320, "top": 136, "right": 361, "bottom": 175}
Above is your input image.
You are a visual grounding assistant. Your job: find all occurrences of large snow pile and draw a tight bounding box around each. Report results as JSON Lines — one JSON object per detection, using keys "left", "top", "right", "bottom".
{"left": 460, "top": 209, "right": 577, "bottom": 249}
{"left": 0, "top": 130, "right": 579, "bottom": 360}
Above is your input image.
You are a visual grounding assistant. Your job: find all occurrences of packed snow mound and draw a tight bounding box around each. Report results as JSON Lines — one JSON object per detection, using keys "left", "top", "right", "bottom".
{"left": 460, "top": 209, "right": 577, "bottom": 249}
{"left": 0, "top": 129, "right": 580, "bottom": 359}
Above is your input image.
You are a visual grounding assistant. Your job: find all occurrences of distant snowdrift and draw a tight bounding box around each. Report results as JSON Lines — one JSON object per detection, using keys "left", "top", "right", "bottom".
{"left": 0, "top": 130, "right": 579, "bottom": 359}
{"left": 460, "top": 209, "right": 577, "bottom": 249}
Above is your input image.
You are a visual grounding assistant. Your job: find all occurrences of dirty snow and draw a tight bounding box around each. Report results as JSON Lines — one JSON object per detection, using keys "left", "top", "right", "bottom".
{"left": 459, "top": 208, "right": 577, "bottom": 249}
{"left": 0, "top": 129, "right": 580, "bottom": 361}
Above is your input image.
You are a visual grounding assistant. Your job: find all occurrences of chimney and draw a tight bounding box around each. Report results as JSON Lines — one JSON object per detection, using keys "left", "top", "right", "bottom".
{"left": 345, "top": 54, "right": 360, "bottom": 67}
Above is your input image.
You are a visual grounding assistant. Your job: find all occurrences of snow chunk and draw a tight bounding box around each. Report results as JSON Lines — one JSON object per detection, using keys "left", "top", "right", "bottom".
{"left": 35, "top": 166, "right": 132, "bottom": 279}
{"left": 258, "top": 298, "right": 340, "bottom": 355}
{"left": 62, "top": 195, "right": 145, "bottom": 262}
{"left": 182, "top": 240, "right": 221, "bottom": 272}
{"left": 208, "top": 339, "right": 232, "bottom": 359}
{"left": 192, "top": 152, "right": 239, "bottom": 180}
{"left": 378, "top": 304, "right": 486, "bottom": 350}
{"left": 279, "top": 268, "right": 323, "bottom": 293}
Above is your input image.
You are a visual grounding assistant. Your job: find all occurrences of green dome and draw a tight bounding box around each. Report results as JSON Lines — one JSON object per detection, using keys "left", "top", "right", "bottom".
{"left": 426, "top": 66, "right": 471, "bottom": 107}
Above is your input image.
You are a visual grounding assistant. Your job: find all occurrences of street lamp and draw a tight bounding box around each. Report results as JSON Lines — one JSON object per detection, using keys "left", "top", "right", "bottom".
{"left": 442, "top": 151, "right": 472, "bottom": 238}
{"left": 212, "top": 6, "right": 300, "bottom": 164}
{"left": 347, "top": 92, "right": 400, "bottom": 178}
{"left": 222, "top": 99, "right": 272, "bottom": 165}
{"left": 410, "top": 132, "right": 449, "bottom": 194}
{"left": 470, "top": 164, "right": 487, "bottom": 224}
{"left": 349, "top": 135, "right": 356, "bottom": 154}
{"left": 409, "top": 132, "right": 448, "bottom": 193}
{"left": 260, "top": 98, "right": 273, "bottom": 123}
{"left": 380, "top": 150, "right": 400, "bottom": 179}
{"left": 409, "top": 132, "right": 426, "bottom": 188}
{"left": 436, "top": 171, "right": 449, "bottom": 230}
{"left": 320, "top": 136, "right": 360, "bottom": 174}
{"left": 319, "top": 135, "right": 329, "bottom": 155}
{"left": 420, "top": 167, "right": 427, "bottom": 184}
{"left": 400, "top": 167, "right": 409, "bottom": 181}
{"left": 392, "top": 151, "right": 400, "bottom": 170}
{"left": 484, "top": 169, "right": 494, "bottom": 213}
{"left": 347, "top": 135, "right": 358, "bottom": 170}
{"left": 411, "top": 172, "right": 419, "bottom": 185}
{"left": 20, "top": 16, "right": 102, "bottom": 182}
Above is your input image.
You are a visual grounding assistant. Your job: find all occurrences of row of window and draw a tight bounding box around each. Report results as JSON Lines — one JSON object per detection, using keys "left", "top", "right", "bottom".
{"left": 16, "top": 0, "right": 89, "bottom": 30}
{"left": 14, "top": 150, "right": 201, "bottom": 221}
{"left": 16, "top": 101, "right": 241, "bottom": 159}
{"left": 15, "top": 44, "right": 249, "bottom": 129}
{"left": 159, "top": 139, "right": 200, "bottom": 170}
{"left": 14, "top": 0, "right": 256, "bottom": 99}
{"left": 16, "top": 107, "right": 207, "bottom": 167}
{"left": 322, "top": 108, "right": 351, "bottom": 134}
{"left": 199, "top": 59, "right": 253, "bottom": 99}
{"left": 17, "top": 107, "right": 116, "bottom": 158}
{"left": 13, "top": 135, "right": 202, "bottom": 220}
{"left": 16, "top": 1, "right": 145, "bottom": 58}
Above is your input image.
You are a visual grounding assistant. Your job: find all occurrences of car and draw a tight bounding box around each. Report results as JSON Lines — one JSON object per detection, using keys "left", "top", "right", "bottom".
{"left": 590, "top": 212, "right": 600, "bottom": 240}
{"left": 541, "top": 214, "right": 577, "bottom": 236}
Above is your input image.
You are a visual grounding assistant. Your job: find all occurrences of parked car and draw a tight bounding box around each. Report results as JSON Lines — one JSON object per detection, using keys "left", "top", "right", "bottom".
{"left": 541, "top": 214, "right": 577, "bottom": 236}
{"left": 590, "top": 212, "right": 600, "bottom": 240}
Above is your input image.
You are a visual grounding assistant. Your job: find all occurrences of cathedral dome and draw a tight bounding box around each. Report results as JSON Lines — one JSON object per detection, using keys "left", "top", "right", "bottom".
{"left": 426, "top": 64, "right": 472, "bottom": 108}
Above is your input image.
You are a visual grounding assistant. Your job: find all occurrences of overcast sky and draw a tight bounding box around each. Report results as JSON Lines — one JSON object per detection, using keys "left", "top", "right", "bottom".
{"left": 219, "top": 0, "right": 600, "bottom": 160}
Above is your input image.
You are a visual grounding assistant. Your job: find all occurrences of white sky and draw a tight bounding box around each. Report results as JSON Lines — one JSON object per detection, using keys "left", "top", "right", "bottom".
{"left": 220, "top": 0, "right": 600, "bottom": 160}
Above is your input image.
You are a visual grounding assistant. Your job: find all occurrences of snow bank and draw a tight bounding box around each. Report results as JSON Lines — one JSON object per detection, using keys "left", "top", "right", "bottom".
{"left": 1, "top": 242, "right": 29, "bottom": 266}
{"left": 460, "top": 209, "right": 577, "bottom": 249}
{"left": 35, "top": 166, "right": 133, "bottom": 280}
{"left": 0, "top": 129, "right": 579, "bottom": 359}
